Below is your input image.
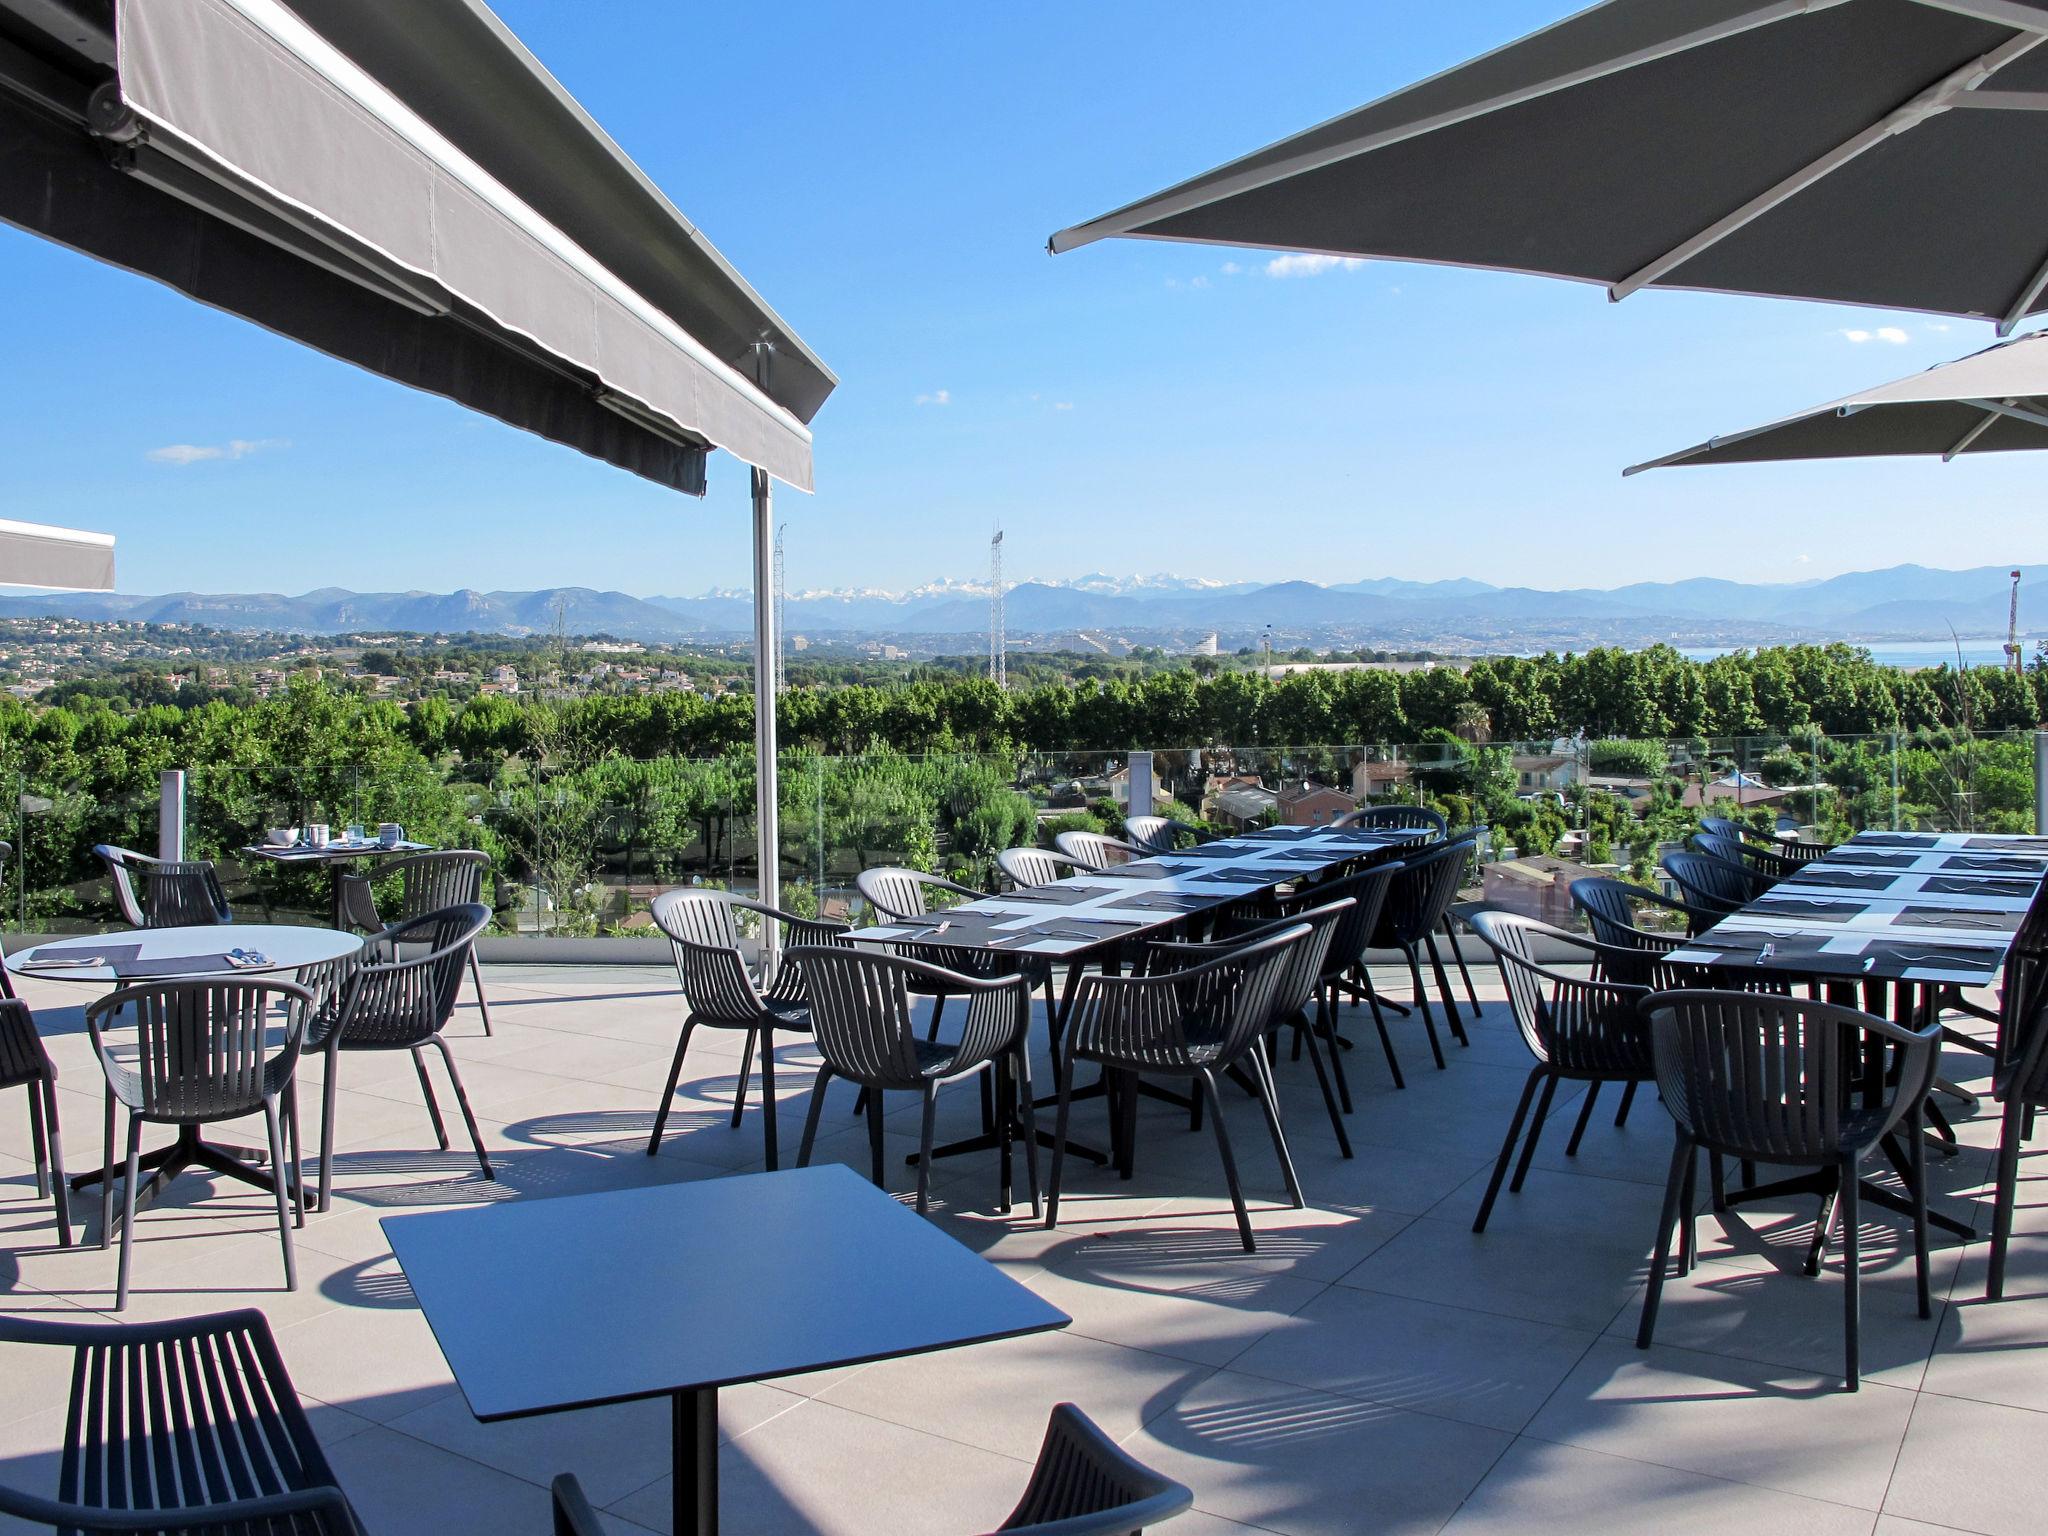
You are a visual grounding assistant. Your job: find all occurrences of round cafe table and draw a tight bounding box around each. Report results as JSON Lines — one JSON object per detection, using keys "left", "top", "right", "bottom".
{"left": 5, "top": 924, "right": 363, "bottom": 1221}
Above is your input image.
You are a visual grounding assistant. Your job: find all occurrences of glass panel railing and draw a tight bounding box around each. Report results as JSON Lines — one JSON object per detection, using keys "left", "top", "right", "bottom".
{"left": 3, "top": 730, "right": 2040, "bottom": 939}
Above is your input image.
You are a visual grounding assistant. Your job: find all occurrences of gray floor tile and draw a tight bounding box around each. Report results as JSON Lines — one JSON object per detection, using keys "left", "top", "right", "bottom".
{"left": 1336, "top": 1212, "right": 1648, "bottom": 1331}
{"left": 1886, "top": 1391, "right": 2048, "bottom": 1536}
{"left": 1440, "top": 1437, "right": 1879, "bottom": 1536}
{"left": 1227, "top": 1285, "right": 1601, "bottom": 1432}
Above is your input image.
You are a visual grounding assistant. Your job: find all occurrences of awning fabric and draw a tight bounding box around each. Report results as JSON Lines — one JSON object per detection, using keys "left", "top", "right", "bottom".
{"left": 1627, "top": 331, "right": 2048, "bottom": 470}
{"left": 0, "top": 0, "right": 829, "bottom": 493}
{"left": 1050, "top": 0, "right": 2048, "bottom": 330}
{"left": 0, "top": 517, "right": 115, "bottom": 590}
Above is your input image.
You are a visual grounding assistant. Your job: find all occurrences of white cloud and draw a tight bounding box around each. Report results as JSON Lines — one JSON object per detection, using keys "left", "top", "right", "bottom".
{"left": 1794, "top": 553, "right": 1812, "bottom": 564}
{"left": 1053, "top": 401, "right": 1074, "bottom": 412}
{"left": 1927, "top": 322, "right": 1953, "bottom": 333}
{"left": 146, "top": 437, "right": 285, "bottom": 466}
{"left": 1839, "top": 326, "right": 1910, "bottom": 345}
{"left": 1264, "top": 253, "right": 1364, "bottom": 279}
{"left": 914, "top": 389, "right": 951, "bottom": 407}
{"left": 1164, "top": 275, "right": 1211, "bottom": 290}
{"left": 1219, "top": 261, "right": 1242, "bottom": 276}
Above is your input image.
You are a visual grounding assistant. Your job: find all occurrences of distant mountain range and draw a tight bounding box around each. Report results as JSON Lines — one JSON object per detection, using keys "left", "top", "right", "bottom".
{"left": 2, "top": 564, "right": 2042, "bottom": 652}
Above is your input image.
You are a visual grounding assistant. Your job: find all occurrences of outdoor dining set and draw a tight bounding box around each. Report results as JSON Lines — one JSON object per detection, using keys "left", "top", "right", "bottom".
{"left": 3, "top": 801, "right": 2048, "bottom": 1534}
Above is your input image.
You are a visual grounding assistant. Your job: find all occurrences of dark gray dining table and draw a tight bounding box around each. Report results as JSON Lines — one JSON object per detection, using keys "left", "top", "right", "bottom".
{"left": 1668, "top": 829, "right": 2048, "bottom": 1243}
{"left": 383, "top": 1164, "right": 1068, "bottom": 1536}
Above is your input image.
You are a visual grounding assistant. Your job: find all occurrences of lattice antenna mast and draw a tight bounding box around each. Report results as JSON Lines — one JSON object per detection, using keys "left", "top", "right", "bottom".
{"left": 989, "top": 526, "right": 1006, "bottom": 689}
{"left": 773, "top": 522, "right": 788, "bottom": 694}
{"left": 2007, "top": 569, "right": 2023, "bottom": 678}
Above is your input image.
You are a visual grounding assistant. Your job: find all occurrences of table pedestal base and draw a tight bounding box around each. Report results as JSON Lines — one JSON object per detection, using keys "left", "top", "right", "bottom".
{"left": 69, "top": 1128, "right": 282, "bottom": 1232}
{"left": 1718, "top": 1137, "right": 1975, "bottom": 1260}
{"left": 674, "top": 1387, "right": 717, "bottom": 1536}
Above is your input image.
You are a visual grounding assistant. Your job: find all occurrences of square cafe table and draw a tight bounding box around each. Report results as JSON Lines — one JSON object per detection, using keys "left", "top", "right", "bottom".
{"left": 383, "top": 1165, "right": 1069, "bottom": 1536}
{"left": 240, "top": 835, "right": 435, "bottom": 927}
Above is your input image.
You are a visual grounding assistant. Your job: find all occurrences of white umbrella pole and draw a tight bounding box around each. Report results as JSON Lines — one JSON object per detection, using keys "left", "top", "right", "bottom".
{"left": 751, "top": 465, "right": 782, "bottom": 969}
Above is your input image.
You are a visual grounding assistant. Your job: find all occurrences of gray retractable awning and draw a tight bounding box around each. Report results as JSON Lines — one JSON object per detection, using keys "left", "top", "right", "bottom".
{"left": 1050, "top": 0, "right": 2048, "bottom": 331}
{"left": 1627, "top": 331, "right": 2048, "bottom": 471}
{"left": 0, "top": 0, "right": 831, "bottom": 491}
{"left": 0, "top": 517, "right": 115, "bottom": 590}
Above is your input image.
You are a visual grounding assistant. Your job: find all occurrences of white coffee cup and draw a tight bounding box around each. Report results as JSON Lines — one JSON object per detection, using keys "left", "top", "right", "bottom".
{"left": 305, "top": 823, "right": 330, "bottom": 848}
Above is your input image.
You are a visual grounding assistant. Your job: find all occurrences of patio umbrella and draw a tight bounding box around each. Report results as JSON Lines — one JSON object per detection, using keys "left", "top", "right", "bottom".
{"left": 1624, "top": 331, "right": 2048, "bottom": 471}
{"left": 1050, "top": 0, "right": 2048, "bottom": 332}
{"left": 0, "top": 518, "right": 115, "bottom": 590}
{"left": 0, "top": 0, "right": 832, "bottom": 933}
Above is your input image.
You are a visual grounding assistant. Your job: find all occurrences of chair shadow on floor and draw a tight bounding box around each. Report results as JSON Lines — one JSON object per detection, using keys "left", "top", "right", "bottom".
{"left": 317, "top": 1253, "right": 419, "bottom": 1310}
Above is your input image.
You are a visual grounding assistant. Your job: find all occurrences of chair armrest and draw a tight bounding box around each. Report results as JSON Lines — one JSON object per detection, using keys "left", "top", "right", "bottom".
{"left": 727, "top": 896, "right": 851, "bottom": 948}
{"left": 0, "top": 1481, "right": 358, "bottom": 1535}
{"left": 336, "top": 873, "right": 384, "bottom": 933}
{"left": 552, "top": 1475, "right": 604, "bottom": 1536}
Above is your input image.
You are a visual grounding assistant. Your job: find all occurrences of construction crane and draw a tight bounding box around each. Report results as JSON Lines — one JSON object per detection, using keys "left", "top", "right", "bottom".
{"left": 989, "top": 527, "right": 1006, "bottom": 689}
{"left": 2007, "top": 569, "right": 2023, "bottom": 678}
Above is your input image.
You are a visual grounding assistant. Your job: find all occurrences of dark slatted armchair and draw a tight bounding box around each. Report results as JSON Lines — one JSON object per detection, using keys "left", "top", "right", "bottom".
{"left": 1635, "top": 990, "right": 1939, "bottom": 1390}
{"left": 1465, "top": 910, "right": 1653, "bottom": 1232}
{"left": 0, "top": 1308, "right": 363, "bottom": 1535}
{"left": 339, "top": 848, "right": 497, "bottom": 1033}
{"left": 1661, "top": 849, "right": 1768, "bottom": 928}
{"left": 646, "top": 887, "right": 848, "bottom": 1170}
{"left": 0, "top": 997, "right": 70, "bottom": 1245}
{"left": 92, "top": 844, "right": 232, "bottom": 928}
{"left": 309, "top": 902, "right": 492, "bottom": 1212}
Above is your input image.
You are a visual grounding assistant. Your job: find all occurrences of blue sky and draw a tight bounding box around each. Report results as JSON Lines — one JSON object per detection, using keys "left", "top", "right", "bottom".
{"left": 2, "top": 0, "right": 2042, "bottom": 599}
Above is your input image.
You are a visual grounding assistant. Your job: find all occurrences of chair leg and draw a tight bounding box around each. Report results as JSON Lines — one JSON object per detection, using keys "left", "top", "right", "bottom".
{"left": 1679, "top": 1147, "right": 1700, "bottom": 1274}
{"left": 429, "top": 1039, "right": 492, "bottom": 1181}
{"left": 1297, "top": 1007, "right": 1353, "bottom": 1158}
{"left": 796, "top": 1064, "right": 833, "bottom": 1167}
{"left": 1509, "top": 1074, "right": 1559, "bottom": 1194}
{"left": 1614, "top": 1080, "right": 1638, "bottom": 1129}
{"left": 1909, "top": 1108, "right": 1932, "bottom": 1321}
{"left": 925, "top": 992, "right": 947, "bottom": 1044}
{"left": 99, "top": 1090, "right": 116, "bottom": 1251}
{"left": 285, "top": 1081, "right": 306, "bottom": 1228}
{"left": 1475, "top": 1067, "right": 1544, "bottom": 1234}
{"left": 40, "top": 1082, "right": 71, "bottom": 1246}
{"left": 1423, "top": 932, "right": 1467, "bottom": 1043}
{"left": 1406, "top": 948, "right": 1447, "bottom": 1070}
{"left": 1362, "top": 985, "right": 1405, "bottom": 1091}
{"left": 320, "top": 1052, "right": 341, "bottom": 1214}
{"left": 1015, "top": 1045, "right": 1042, "bottom": 1219}
{"left": 1636, "top": 1133, "right": 1695, "bottom": 1350}
{"left": 1118, "top": 1068, "right": 1140, "bottom": 1182}
{"left": 262, "top": 1096, "right": 298, "bottom": 1293}
{"left": 412, "top": 1046, "right": 450, "bottom": 1151}
{"left": 1990, "top": 1094, "right": 2027, "bottom": 1300}
{"left": 1709, "top": 1150, "right": 1728, "bottom": 1214}
{"left": 1564, "top": 1082, "right": 1602, "bottom": 1158}
{"left": 1045, "top": 1043, "right": 1076, "bottom": 1231}
{"left": 467, "top": 946, "right": 494, "bottom": 1035}
{"left": 995, "top": 1057, "right": 1014, "bottom": 1213}
{"left": 1841, "top": 1164, "right": 1862, "bottom": 1391}
{"left": 913, "top": 1083, "right": 939, "bottom": 1216}
{"left": 1248, "top": 1042, "right": 1304, "bottom": 1209}
{"left": 114, "top": 1113, "right": 142, "bottom": 1311}
{"left": 1805, "top": 1179, "right": 1840, "bottom": 1279}
{"left": 759, "top": 1026, "right": 779, "bottom": 1172}
{"left": 648, "top": 1021, "right": 696, "bottom": 1154}
{"left": 1198, "top": 1070, "right": 1256, "bottom": 1253}
{"left": 1318, "top": 990, "right": 1359, "bottom": 1110}
{"left": 27, "top": 1082, "right": 49, "bottom": 1199}
{"left": 1444, "top": 915, "right": 1481, "bottom": 1010}
{"left": 730, "top": 1030, "right": 756, "bottom": 1130}
{"left": 865, "top": 1089, "right": 888, "bottom": 1191}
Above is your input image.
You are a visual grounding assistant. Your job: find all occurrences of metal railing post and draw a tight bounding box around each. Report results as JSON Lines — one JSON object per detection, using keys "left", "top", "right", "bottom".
{"left": 1128, "top": 752, "right": 1155, "bottom": 820}
{"left": 159, "top": 769, "right": 187, "bottom": 861}
{"left": 2035, "top": 730, "right": 2048, "bottom": 835}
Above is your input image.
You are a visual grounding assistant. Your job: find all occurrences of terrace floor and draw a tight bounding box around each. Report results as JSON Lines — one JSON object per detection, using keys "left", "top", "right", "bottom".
{"left": 1, "top": 959, "right": 2044, "bottom": 1536}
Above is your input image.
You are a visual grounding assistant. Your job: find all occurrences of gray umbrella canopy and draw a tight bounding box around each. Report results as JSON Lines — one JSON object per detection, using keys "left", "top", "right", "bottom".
{"left": 1051, "top": 0, "right": 2048, "bottom": 331}
{"left": 0, "top": 518, "right": 114, "bottom": 590}
{"left": 1627, "top": 331, "right": 2048, "bottom": 471}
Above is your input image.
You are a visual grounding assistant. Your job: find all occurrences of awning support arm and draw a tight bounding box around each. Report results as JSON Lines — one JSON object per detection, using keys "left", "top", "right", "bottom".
{"left": 1943, "top": 404, "right": 2005, "bottom": 460}
{"left": 1610, "top": 32, "right": 2044, "bottom": 301}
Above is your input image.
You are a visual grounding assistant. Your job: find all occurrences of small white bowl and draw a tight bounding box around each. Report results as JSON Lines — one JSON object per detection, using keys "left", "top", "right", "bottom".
{"left": 266, "top": 827, "right": 300, "bottom": 847}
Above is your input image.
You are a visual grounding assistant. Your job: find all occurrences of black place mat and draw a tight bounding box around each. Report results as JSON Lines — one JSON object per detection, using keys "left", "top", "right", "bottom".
{"left": 110, "top": 954, "right": 241, "bottom": 979}
{"left": 18, "top": 942, "right": 142, "bottom": 969}
{"left": 1889, "top": 905, "right": 2021, "bottom": 933}
{"left": 1966, "top": 836, "right": 2048, "bottom": 851}
{"left": 1104, "top": 891, "right": 1212, "bottom": 913}
{"left": 1192, "top": 867, "right": 1281, "bottom": 884}
{"left": 1788, "top": 868, "right": 1905, "bottom": 892}
{"left": 1746, "top": 898, "right": 1859, "bottom": 923}
{"left": 1941, "top": 855, "right": 2048, "bottom": 874}
{"left": 1824, "top": 851, "right": 1923, "bottom": 868}
{"left": 1001, "top": 885, "right": 1102, "bottom": 906}
{"left": 1096, "top": 860, "right": 1196, "bottom": 880}
{"left": 1920, "top": 875, "right": 2038, "bottom": 899}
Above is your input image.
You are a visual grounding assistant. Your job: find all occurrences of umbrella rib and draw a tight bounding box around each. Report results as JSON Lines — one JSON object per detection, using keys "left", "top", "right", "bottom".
{"left": 1610, "top": 31, "right": 2045, "bottom": 302}
{"left": 1049, "top": 0, "right": 1820, "bottom": 254}
{"left": 1959, "top": 396, "right": 2048, "bottom": 432}
{"left": 1916, "top": 3, "right": 2048, "bottom": 34}
{"left": 1943, "top": 404, "right": 2005, "bottom": 460}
